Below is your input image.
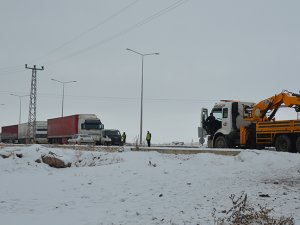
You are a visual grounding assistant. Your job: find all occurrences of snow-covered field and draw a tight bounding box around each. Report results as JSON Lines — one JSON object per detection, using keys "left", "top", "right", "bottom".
{"left": 0, "top": 144, "right": 299, "bottom": 225}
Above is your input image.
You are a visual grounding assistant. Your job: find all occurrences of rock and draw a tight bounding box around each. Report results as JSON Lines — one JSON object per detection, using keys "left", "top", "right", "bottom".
{"left": 259, "top": 194, "right": 270, "bottom": 198}
{"left": 159, "top": 194, "right": 163, "bottom": 197}
{"left": 16, "top": 153, "right": 23, "bottom": 158}
{"left": 41, "top": 154, "right": 71, "bottom": 168}
{"left": 0, "top": 153, "right": 11, "bottom": 159}
{"left": 35, "top": 159, "right": 42, "bottom": 163}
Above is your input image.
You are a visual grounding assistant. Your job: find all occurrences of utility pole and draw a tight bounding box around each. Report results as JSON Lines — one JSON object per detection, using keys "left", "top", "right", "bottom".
{"left": 25, "top": 64, "right": 44, "bottom": 143}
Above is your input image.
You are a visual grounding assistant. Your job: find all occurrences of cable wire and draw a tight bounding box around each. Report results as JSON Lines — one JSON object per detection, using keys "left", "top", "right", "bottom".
{"left": 43, "top": 0, "right": 189, "bottom": 65}
{"left": 31, "top": 0, "right": 140, "bottom": 64}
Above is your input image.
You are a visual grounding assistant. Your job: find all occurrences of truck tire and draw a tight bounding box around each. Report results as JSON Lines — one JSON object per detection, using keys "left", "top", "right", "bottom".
{"left": 295, "top": 136, "right": 300, "bottom": 153}
{"left": 214, "top": 135, "right": 228, "bottom": 148}
{"left": 275, "top": 135, "right": 292, "bottom": 152}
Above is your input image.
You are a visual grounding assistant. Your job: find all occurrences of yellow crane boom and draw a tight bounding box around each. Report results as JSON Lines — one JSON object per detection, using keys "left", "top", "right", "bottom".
{"left": 246, "top": 90, "right": 300, "bottom": 122}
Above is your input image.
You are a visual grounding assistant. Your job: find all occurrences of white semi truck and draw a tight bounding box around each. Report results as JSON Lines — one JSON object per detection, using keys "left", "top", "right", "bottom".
{"left": 199, "top": 100, "right": 254, "bottom": 148}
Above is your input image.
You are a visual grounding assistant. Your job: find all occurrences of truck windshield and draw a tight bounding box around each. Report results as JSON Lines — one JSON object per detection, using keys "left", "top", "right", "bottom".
{"left": 211, "top": 108, "right": 222, "bottom": 120}
{"left": 82, "top": 121, "right": 102, "bottom": 130}
{"left": 104, "top": 130, "right": 120, "bottom": 137}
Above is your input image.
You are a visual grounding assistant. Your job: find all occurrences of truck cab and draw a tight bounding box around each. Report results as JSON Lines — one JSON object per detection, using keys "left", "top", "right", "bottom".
{"left": 200, "top": 101, "right": 254, "bottom": 148}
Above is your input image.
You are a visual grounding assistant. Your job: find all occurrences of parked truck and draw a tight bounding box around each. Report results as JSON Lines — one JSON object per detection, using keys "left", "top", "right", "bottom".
{"left": 1, "top": 121, "right": 47, "bottom": 144}
{"left": 18, "top": 121, "right": 47, "bottom": 144}
{"left": 199, "top": 90, "right": 300, "bottom": 152}
{"left": 1, "top": 124, "right": 18, "bottom": 143}
{"left": 47, "top": 114, "right": 104, "bottom": 144}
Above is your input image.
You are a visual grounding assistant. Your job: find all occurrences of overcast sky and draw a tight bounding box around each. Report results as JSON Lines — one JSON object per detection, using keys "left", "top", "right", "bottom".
{"left": 1, "top": 0, "right": 300, "bottom": 143}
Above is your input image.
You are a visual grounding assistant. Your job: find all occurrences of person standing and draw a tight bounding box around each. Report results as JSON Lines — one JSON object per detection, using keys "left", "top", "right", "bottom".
{"left": 146, "top": 131, "right": 151, "bottom": 147}
{"left": 121, "top": 132, "right": 126, "bottom": 145}
{"left": 205, "top": 112, "right": 216, "bottom": 135}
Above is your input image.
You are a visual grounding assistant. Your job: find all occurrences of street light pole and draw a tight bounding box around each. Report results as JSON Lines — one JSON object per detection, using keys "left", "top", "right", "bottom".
{"left": 10, "top": 94, "right": 29, "bottom": 124}
{"left": 126, "top": 48, "right": 159, "bottom": 145}
{"left": 62, "top": 82, "right": 65, "bottom": 118}
{"left": 51, "top": 79, "right": 77, "bottom": 117}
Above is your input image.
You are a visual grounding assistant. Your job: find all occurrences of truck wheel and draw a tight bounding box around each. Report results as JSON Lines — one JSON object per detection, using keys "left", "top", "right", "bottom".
{"left": 214, "top": 136, "right": 228, "bottom": 148}
{"left": 295, "top": 136, "right": 300, "bottom": 153}
{"left": 275, "top": 135, "right": 292, "bottom": 152}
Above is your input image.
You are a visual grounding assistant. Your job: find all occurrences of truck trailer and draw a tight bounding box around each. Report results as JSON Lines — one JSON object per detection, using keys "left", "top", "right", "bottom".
{"left": 199, "top": 90, "right": 300, "bottom": 152}
{"left": 1, "top": 121, "right": 47, "bottom": 144}
{"left": 1, "top": 124, "right": 18, "bottom": 143}
{"left": 47, "top": 114, "right": 104, "bottom": 144}
{"left": 18, "top": 121, "right": 47, "bottom": 144}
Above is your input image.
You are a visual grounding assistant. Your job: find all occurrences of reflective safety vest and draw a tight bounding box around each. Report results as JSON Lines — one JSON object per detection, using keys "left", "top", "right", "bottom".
{"left": 122, "top": 133, "right": 126, "bottom": 142}
{"left": 146, "top": 132, "right": 151, "bottom": 141}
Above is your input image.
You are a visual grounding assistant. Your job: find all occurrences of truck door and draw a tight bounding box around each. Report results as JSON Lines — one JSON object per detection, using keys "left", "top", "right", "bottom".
{"left": 201, "top": 108, "right": 208, "bottom": 128}
{"left": 198, "top": 108, "right": 208, "bottom": 144}
{"left": 221, "top": 107, "right": 231, "bottom": 134}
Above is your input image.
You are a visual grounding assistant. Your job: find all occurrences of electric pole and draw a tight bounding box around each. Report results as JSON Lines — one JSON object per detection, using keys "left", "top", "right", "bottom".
{"left": 25, "top": 64, "right": 44, "bottom": 143}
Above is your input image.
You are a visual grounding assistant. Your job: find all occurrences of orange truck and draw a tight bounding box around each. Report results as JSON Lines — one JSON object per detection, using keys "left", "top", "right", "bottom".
{"left": 199, "top": 90, "right": 300, "bottom": 152}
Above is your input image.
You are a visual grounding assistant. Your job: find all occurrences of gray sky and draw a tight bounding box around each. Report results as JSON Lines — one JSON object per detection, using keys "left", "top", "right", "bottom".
{"left": 1, "top": 0, "right": 300, "bottom": 143}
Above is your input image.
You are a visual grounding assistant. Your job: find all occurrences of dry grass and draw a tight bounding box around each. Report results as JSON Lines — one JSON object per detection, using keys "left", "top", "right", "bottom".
{"left": 213, "top": 192, "right": 294, "bottom": 225}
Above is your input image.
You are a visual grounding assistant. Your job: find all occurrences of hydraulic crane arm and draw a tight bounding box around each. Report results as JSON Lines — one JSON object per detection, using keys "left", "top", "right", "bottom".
{"left": 247, "top": 90, "right": 300, "bottom": 122}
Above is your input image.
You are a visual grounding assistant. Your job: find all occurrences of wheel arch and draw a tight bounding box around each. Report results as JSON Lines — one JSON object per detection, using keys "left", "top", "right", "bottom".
{"left": 212, "top": 132, "right": 224, "bottom": 145}
{"left": 274, "top": 133, "right": 293, "bottom": 152}
{"left": 212, "top": 132, "right": 227, "bottom": 148}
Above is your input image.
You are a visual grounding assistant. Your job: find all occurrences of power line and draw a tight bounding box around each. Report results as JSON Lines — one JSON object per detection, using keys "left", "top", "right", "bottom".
{"left": 0, "top": 1, "right": 189, "bottom": 70}
{"left": 43, "top": 0, "right": 189, "bottom": 65}
{"left": 134, "top": 0, "right": 188, "bottom": 27}
{"left": 0, "top": 64, "right": 24, "bottom": 71}
{"left": 0, "top": 1, "right": 189, "bottom": 75}
{"left": 0, "top": 69, "right": 25, "bottom": 76}
{"left": 0, "top": 90, "right": 217, "bottom": 103}
{"left": 18, "top": 94, "right": 218, "bottom": 103}
{"left": 31, "top": 0, "right": 140, "bottom": 64}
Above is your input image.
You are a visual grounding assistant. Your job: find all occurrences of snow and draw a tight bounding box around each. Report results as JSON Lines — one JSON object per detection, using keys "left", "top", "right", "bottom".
{"left": 0, "top": 144, "right": 299, "bottom": 225}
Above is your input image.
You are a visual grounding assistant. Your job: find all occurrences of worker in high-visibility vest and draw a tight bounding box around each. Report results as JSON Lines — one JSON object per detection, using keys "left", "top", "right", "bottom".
{"left": 146, "top": 131, "right": 151, "bottom": 147}
{"left": 121, "top": 132, "right": 126, "bottom": 145}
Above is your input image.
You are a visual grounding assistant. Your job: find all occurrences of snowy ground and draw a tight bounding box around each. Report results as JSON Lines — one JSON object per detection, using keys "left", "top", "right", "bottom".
{"left": 0, "top": 144, "right": 299, "bottom": 225}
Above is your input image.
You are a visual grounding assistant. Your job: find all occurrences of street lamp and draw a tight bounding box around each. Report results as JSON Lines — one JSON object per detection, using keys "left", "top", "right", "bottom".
{"left": 10, "top": 94, "right": 29, "bottom": 124}
{"left": 51, "top": 79, "right": 77, "bottom": 117}
{"left": 126, "top": 48, "right": 159, "bottom": 145}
